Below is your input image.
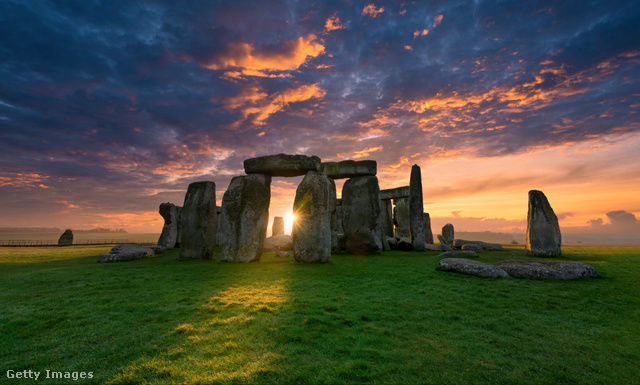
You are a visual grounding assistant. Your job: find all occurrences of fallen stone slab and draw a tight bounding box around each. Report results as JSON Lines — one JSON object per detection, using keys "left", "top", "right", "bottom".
{"left": 437, "top": 258, "right": 510, "bottom": 278}
{"left": 461, "top": 243, "right": 484, "bottom": 252}
{"left": 493, "top": 260, "right": 599, "bottom": 280}
{"left": 97, "top": 244, "right": 154, "bottom": 262}
{"left": 322, "top": 160, "right": 376, "bottom": 179}
{"left": 438, "top": 250, "right": 478, "bottom": 258}
{"left": 263, "top": 234, "right": 293, "bottom": 252}
{"left": 244, "top": 153, "right": 321, "bottom": 177}
{"left": 453, "top": 239, "right": 504, "bottom": 251}
{"left": 396, "top": 237, "right": 412, "bottom": 251}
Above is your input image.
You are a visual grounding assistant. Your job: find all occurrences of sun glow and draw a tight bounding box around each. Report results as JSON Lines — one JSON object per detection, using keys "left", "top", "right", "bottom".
{"left": 284, "top": 213, "right": 296, "bottom": 234}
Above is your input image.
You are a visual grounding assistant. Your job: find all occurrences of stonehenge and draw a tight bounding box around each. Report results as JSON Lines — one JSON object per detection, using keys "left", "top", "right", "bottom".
{"left": 162, "top": 154, "right": 565, "bottom": 262}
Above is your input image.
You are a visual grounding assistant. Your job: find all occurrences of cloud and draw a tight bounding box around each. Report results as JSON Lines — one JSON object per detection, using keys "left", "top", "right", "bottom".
{"left": 583, "top": 210, "right": 640, "bottom": 233}
{"left": 432, "top": 14, "right": 444, "bottom": 28}
{"left": 325, "top": 13, "right": 346, "bottom": 32}
{"left": 362, "top": 4, "right": 384, "bottom": 18}
{"left": 202, "top": 34, "right": 325, "bottom": 77}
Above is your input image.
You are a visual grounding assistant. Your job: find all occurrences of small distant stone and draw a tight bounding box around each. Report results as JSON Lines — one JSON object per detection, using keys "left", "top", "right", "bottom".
{"left": 58, "top": 229, "right": 73, "bottom": 246}
{"left": 461, "top": 243, "right": 484, "bottom": 252}
{"left": 97, "top": 244, "right": 154, "bottom": 262}
{"left": 263, "top": 234, "right": 293, "bottom": 252}
{"left": 437, "top": 258, "right": 510, "bottom": 278}
{"left": 493, "top": 260, "right": 599, "bottom": 280}
{"left": 454, "top": 239, "right": 503, "bottom": 251}
{"left": 438, "top": 250, "right": 478, "bottom": 258}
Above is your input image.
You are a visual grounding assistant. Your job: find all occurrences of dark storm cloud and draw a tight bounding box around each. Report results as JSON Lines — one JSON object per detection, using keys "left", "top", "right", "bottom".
{"left": 0, "top": 0, "right": 639, "bottom": 228}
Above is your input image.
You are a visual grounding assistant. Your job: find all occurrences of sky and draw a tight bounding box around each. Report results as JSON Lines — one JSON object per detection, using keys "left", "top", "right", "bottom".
{"left": 1, "top": 0, "right": 639, "bottom": 236}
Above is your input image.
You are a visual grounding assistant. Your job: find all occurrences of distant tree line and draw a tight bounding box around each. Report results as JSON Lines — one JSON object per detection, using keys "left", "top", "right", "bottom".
{"left": 0, "top": 227, "right": 128, "bottom": 233}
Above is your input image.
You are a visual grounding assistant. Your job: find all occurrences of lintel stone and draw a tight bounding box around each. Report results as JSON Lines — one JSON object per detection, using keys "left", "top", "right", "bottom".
{"left": 322, "top": 160, "right": 376, "bottom": 179}
{"left": 244, "top": 153, "right": 321, "bottom": 177}
{"left": 380, "top": 186, "right": 410, "bottom": 200}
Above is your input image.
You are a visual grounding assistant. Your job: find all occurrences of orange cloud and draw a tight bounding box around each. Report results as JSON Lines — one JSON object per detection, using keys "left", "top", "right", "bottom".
{"left": 203, "top": 34, "right": 325, "bottom": 77}
{"left": 351, "top": 146, "right": 383, "bottom": 159}
{"left": 223, "top": 83, "right": 326, "bottom": 126}
{"left": 413, "top": 29, "right": 428, "bottom": 39}
{"left": 363, "top": 4, "right": 384, "bottom": 18}
{"left": 432, "top": 14, "right": 444, "bottom": 28}
{"left": 325, "top": 13, "right": 346, "bottom": 32}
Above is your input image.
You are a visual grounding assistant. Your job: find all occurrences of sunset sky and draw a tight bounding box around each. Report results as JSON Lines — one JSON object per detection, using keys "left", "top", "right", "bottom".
{"left": 1, "top": 0, "right": 639, "bottom": 236}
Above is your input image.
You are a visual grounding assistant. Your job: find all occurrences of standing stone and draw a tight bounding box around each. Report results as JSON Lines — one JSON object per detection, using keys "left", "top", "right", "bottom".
{"left": 327, "top": 178, "right": 340, "bottom": 254}
{"left": 441, "top": 224, "right": 455, "bottom": 245}
{"left": 157, "top": 202, "right": 179, "bottom": 249}
{"left": 292, "top": 171, "right": 333, "bottom": 263}
{"left": 393, "top": 197, "right": 411, "bottom": 238}
{"left": 526, "top": 190, "right": 562, "bottom": 257}
{"left": 57, "top": 229, "right": 73, "bottom": 246}
{"left": 334, "top": 200, "right": 345, "bottom": 252}
{"left": 175, "top": 206, "right": 183, "bottom": 247}
{"left": 180, "top": 181, "right": 217, "bottom": 259}
{"left": 409, "top": 164, "right": 426, "bottom": 251}
{"left": 380, "top": 199, "right": 394, "bottom": 238}
{"left": 272, "top": 216, "right": 285, "bottom": 236}
{"left": 220, "top": 174, "right": 271, "bottom": 262}
{"left": 424, "top": 213, "right": 434, "bottom": 244}
{"left": 342, "top": 176, "right": 383, "bottom": 254}
{"left": 214, "top": 206, "right": 222, "bottom": 246}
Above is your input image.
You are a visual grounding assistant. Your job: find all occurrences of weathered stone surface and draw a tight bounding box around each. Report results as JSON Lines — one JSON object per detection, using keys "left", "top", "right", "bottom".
{"left": 220, "top": 174, "right": 271, "bottom": 262}
{"left": 438, "top": 250, "right": 478, "bottom": 258}
{"left": 386, "top": 237, "right": 398, "bottom": 249}
{"left": 214, "top": 206, "right": 222, "bottom": 246}
{"left": 244, "top": 153, "right": 321, "bottom": 177}
{"left": 333, "top": 203, "right": 344, "bottom": 253}
{"left": 437, "top": 234, "right": 447, "bottom": 245}
{"left": 175, "top": 206, "right": 183, "bottom": 247}
{"left": 328, "top": 178, "right": 339, "bottom": 254}
{"left": 425, "top": 244, "right": 447, "bottom": 252}
{"left": 272, "top": 216, "right": 284, "bottom": 236}
{"left": 493, "top": 260, "right": 599, "bottom": 280}
{"left": 526, "top": 190, "right": 562, "bottom": 257}
{"left": 57, "top": 229, "right": 73, "bottom": 246}
{"left": 98, "top": 244, "right": 154, "bottom": 262}
{"left": 437, "top": 258, "right": 510, "bottom": 278}
{"left": 180, "top": 181, "right": 217, "bottom": 259}
{"left": 293, "top": 171, "right": 333, "bottom": 263}
{"left": 397, "top": 237, "right": 413, "bottom": 251}
{"left": 393, "top": 197, "right": 410, "bottom": 238}
{"left": 322, "top": 160, "right": 377, "bottom": 179}
{"left": 157, "top": 202, "right": 180, "bottom": 249}
{"left": 410, "top": 164, "right": 426, "bottom": 252}
{"left": 380, "top": 186, "right": 410, "bottom": 200}
{"left": 342, "top": 175, "right": 383, "bottom": 254}
{"left": 453, "top": 239, "right": 504, "bottom": 251}
{"left": 461, "top": 243, "right": 484, "bottom": 252}
{"left": 424, "top": 213, "right": 434, "bottom": 245}
{"left": 263, "top": 234, "right": 293, "bottom": 251}
{"left": 380, "top": 199, "right": 394, "bottom": 238}
{"left": 441, "top": 223, "right": 455, "bottom": 245}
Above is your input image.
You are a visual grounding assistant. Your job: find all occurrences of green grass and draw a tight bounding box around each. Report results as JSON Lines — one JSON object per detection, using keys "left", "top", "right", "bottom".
{"left": 1, "top": 245, "right": 639, "bottom": 384}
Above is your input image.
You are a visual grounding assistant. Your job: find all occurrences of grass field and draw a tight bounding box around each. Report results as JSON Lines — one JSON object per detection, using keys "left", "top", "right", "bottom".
{"left": 1, "top": 245, "right": 639, "bottom": 384}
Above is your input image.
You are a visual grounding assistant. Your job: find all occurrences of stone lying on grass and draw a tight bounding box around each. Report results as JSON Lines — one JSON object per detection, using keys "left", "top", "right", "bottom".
{"left": 438, "top": 250, "right": 478, "bottom": 258}
{"left": 263, "top": 234, "right": 293, "bottom": 252}
{"left": 461, "top": 243, "right": 484, "bottom": 252}
{"left": 437, "top": 258, "right": 510, "bottom": 278}
{"left": 453, "top": 239, "right": 503, "bottom": 251}
{"left": 275, "top": 250, "right": 294, "bottom": 258}
{"left": 425, "top": 244, "right": 452, "bottom": 252}
{"left": 397, "top": 237, "right": 413, "bottom": 251}
{"left": 493, "top": 260, "right": 599, "bottom": 280}
{"left": 97, "top": 244, "right": 154, "bottom": 262}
